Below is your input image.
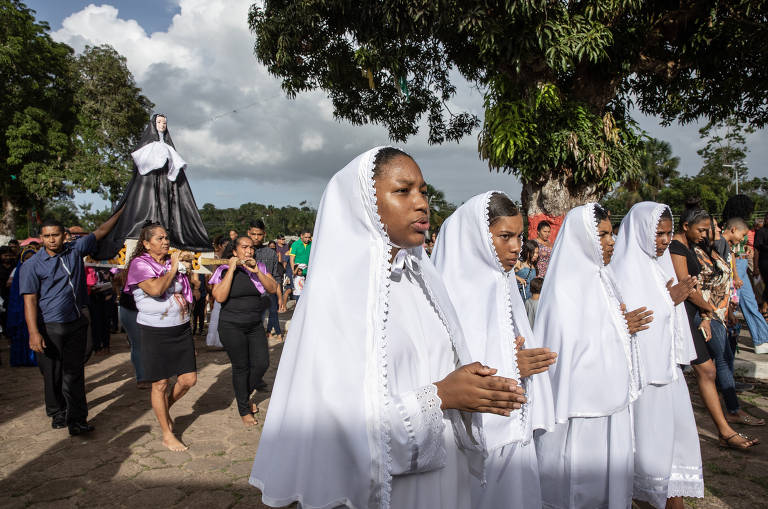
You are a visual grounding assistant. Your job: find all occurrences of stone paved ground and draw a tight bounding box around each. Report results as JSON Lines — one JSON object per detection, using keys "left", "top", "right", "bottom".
{"left": 1, "top": 329, "right": 767, "bottom": 508}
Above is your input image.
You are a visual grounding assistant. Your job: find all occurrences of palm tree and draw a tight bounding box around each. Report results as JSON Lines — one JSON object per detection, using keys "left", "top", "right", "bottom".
{"left": 616, "top": 138, "right": 680, "bottom": 209}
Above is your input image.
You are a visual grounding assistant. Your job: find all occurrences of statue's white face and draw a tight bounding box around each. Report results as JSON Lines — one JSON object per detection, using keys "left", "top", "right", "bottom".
{"left": 155, "top": 116, "right": 167, "bottom": 133}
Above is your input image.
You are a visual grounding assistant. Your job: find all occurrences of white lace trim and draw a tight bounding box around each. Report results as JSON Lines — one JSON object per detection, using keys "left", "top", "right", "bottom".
{"left": 633, "top": 466, "right": 704, "bottom": 506}
{"left": 483, "top": 192, "right": 526, "bottom": 435}
{"left": 647, "top": 204, "right": 667, "bottom": 256}
{"left": 650, "top": 204, "right": 682, "bottom": 379}
{"left": 585, "top": 204, "right": 639, "bottom": 402}
{"left": 362, "top": 148, "right": 394, "bottom": 509}
{"left": 412, "top": 384, "right": 447, "bottom": 471}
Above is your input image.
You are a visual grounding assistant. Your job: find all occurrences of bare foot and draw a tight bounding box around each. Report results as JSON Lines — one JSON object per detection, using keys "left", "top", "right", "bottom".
{"left": 242, "top": 414, "right": 258, "bottom": 427}
{"left": 162, "top": 434, "right": 188, "bottom": 451}
{"left": 251, "top": 403, "right": 260, "bottom": 415}
{"left": 167, "top": 415, "right": 174, "bottom": 432}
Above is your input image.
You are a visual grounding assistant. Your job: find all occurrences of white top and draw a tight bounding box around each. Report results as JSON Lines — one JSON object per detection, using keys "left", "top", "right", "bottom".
{"left": 386, "top": 263, "right": 470, "bottom": 509}
{"left": 131, "top": 135, "right": 187, "bottom": 182}
{"left": 433, "top": 191, "right": 555, "bottom": 449}
{"left": 608, "top": 201, "right": 697, "bottom": 386}
{"left": 534, "top": 204, "right": 641, "bottom": 423}
{"left": 133, "top": 280, "right": 190, "bottom": 327}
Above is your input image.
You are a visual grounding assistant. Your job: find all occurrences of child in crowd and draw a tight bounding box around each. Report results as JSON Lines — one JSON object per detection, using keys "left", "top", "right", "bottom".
{"left": 525, "top": 277, "right": 543, "bottom": 327}
{"left": 292, "top": 264, "right": 307, "bottom": 302}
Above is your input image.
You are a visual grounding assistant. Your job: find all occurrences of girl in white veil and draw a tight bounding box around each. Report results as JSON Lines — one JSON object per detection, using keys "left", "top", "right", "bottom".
{"left": 249, "top": 147, "right": 526, "bottom": 509}
{"left": 534, "top": 203, "right": 653, "bottom": 509}
{"left": 432, "top": 191, "right": 556, "bottom": 509}
{"left": 608, "top": 202, "right": 703, "bottom": 508}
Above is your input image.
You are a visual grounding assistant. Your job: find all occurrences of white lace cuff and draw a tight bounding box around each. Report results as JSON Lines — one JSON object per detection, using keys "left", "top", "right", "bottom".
{"left": 388, "top": 384, "right": 447, "bottom": 475}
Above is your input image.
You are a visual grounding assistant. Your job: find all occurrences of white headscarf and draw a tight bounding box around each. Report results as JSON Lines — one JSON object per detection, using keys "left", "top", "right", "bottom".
{"left": 250, "top": 147, "right": 483, "bottom": 509}
{"left": 432, "top": 192, "right": 555, "bottom": 449}
{"left": 534, "top": 203, "right": 639, "bottom": 423}
{"left": 608, "top": 201, "right": 696, "bottom": 386}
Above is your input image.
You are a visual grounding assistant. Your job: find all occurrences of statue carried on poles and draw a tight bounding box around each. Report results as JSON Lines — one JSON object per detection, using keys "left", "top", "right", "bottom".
{"left": 95, "top": 113, "right": 210, "bottom": 261}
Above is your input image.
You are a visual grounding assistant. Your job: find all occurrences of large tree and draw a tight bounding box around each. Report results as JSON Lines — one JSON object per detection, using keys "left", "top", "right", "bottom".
{"left": 69, "top": 44, "right": 154, "bottom": 203}
{"left": 249, "top": 0, "right": 767, "bottom": 221}
{"left": 602, "top": 137, "right": 680, "bottom": 213}
{"left": 1, "top": 0, "right": 76, "bottom": 234}
{"left": 1, "top": 1, "right": 152, "bottom": 236}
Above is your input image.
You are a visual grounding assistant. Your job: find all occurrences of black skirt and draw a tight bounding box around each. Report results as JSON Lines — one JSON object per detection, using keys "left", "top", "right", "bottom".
{"left": 138, "top": 322, "right": 196, "bottom": 382}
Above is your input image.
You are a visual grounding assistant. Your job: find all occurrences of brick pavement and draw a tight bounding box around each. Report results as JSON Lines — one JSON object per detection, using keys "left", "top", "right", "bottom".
{"left": 1, "top": 331, "right": 767, "bottom": 508}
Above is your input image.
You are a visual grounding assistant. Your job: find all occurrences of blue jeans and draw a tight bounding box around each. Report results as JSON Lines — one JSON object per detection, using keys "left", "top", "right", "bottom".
{"left": 696, "top": 316, "right": 739, "bottom": 413}
{"left": 119, "top": 306, "right": 143, "bottom": 381}
{"left": 266, "top": 293, "right": 282, "bottom": 335}
{"left": 736, "top": 258, "right": 768, "bottom": 346}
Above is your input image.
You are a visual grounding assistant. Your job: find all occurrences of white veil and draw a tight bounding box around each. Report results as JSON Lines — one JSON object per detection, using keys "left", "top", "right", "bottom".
{"left": 534, "top": 204, "right": 639, "bottom": 423}
{"left": 432, "top": 191, "right": 554, "bottom": 449}
{"left": 250, "top": 147, "right": 483, "bottom": 509}
{"left": 608, "top": 201, "right": 696, "bottom": 386}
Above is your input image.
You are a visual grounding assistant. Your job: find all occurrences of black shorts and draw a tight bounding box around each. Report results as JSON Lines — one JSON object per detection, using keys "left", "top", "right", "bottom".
{"left": 684, "top": 301, "right": 711, "bottom": 365}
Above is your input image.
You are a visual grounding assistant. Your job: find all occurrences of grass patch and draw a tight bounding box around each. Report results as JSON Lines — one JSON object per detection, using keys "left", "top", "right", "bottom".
{"left": 704, "top": 462, "right": 730, "bottom": 475}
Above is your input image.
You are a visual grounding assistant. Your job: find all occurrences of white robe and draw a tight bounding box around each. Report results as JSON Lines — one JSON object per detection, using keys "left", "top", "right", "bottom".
{"left": 608, "top": 202, "right": 703, "bottom": 506}
{"left": 536, "top": 408, "right": 633, "bottom": 509}
{"left": 250, "top": 147, "right": 484, "bottom": 509}
{"left": 131, "top": 139, "right": 187, "bottom": 181}
{"left": 534, "top": 204, "right": 638, "bottom": 509}
{"left": 632, "top": 369, "right": 704, "bottom": 508}
{"left": 431, "top": 191, "right": 555, "bottom": 509}
{"left": 387, "top": 268, "right": 470, "bottom": 509}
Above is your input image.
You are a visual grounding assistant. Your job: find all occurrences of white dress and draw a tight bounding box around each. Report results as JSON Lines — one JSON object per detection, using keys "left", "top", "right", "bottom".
{"left": 536, "top": 408, "right": 633, "bottom": 509}
{"left": 469, "top": 302, "right": 542, "bottom": 509}
{"left": 386, "top": 267, "right": 470, "bottom": 509}
{"left": 533, "top": 204, "right": 640, "bottom": 509}
{"left": 633, "top": 369, "right": 704, "bottom": 508}
{"left": 608, "top": 202, "right": 704, "bottom": 507}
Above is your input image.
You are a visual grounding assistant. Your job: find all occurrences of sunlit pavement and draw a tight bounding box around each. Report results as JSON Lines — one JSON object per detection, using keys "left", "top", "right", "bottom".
{"left": 1, "top": 325, "right": 766, "bottom": 509}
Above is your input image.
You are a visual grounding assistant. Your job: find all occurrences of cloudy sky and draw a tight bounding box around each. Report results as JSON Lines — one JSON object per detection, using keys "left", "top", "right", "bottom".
{"left": 27, "top": 0, "right": 768, "bottom": 210}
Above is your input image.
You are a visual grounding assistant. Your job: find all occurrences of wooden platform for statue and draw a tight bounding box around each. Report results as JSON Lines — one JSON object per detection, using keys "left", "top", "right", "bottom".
{"left": 84, "top": 239, "right": 216, "bottom": 274}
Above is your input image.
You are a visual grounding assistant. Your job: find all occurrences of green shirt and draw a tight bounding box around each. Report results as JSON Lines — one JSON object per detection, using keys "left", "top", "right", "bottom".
{"left": 289, "top": 240, "right": 311, "bottom": 265}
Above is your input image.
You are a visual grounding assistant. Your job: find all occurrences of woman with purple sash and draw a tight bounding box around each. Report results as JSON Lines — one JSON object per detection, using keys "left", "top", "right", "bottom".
{"left": 124, "top": 223, "right": 197, "bottom": 451}
{"left": 210, "top": 236, "right": 277, "bottom": 426}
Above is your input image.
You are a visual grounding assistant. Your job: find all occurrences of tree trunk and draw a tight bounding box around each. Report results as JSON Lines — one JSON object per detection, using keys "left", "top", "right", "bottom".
{"left": 521, "top": 173, "right": 602, "bottom": 240}
{"left": 0, "top": 198, "right": 18, "bottom": 237}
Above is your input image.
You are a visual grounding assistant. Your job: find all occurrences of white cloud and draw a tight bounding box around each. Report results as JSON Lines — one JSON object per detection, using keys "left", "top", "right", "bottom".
{"left": 54, "top": 1, "right": 767, "bottom": 211}
{"left": 53, "top": 0, "right": 513, "bottom": 208}
{"left": 300, "top": 133, "right": 324, "bottom": 153}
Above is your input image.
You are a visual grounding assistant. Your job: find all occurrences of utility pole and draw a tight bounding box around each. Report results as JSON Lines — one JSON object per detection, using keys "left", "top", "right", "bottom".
{"left": 723, "top": 164, "right": 738, "bottom": 194}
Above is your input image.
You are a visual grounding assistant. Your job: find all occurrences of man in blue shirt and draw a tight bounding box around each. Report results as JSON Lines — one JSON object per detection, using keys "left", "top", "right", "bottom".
{"left": 20, "top": 212, "right": 122, "bottom": 435}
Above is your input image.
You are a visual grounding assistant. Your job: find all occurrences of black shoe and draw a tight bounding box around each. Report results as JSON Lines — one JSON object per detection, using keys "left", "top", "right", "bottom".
{"left": 68, "top": 422, "right": 95, "bottom": 436}
{"left": 51, "top": 416, "right": 66, "bottom": 429}
{"left": 735, "top": 382, "right": 755, "bottom": 392}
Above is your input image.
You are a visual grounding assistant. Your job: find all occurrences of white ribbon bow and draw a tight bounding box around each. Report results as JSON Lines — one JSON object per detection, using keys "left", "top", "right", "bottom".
{"left": 391, "top": 248, "right": 422, "bottom": 278}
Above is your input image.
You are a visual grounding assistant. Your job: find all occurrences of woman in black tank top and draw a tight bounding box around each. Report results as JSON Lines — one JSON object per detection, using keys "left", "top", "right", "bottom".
{"left": 210, "top": 236, "right": 278, "bottom": 426}
{"left": 670, "top": 208, "right": 758, "bottom": 450}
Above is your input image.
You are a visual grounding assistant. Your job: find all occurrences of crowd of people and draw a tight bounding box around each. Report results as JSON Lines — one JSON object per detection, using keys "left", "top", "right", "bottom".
{"left": 0, "top": 215, "right": 311, "bottom": 447}
{"left": 250, "top": 147, "right": 767, "bottom": 509}
{"left": 2, "top": 143, "right": 768, "bottom": 509}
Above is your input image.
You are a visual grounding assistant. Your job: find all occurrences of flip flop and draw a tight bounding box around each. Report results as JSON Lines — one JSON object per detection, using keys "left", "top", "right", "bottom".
{"left": 727, "top": 413, "right": 765, "bottom": 426}
{"left": 719, "top": 432, "right": 759, "bottom": 450}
